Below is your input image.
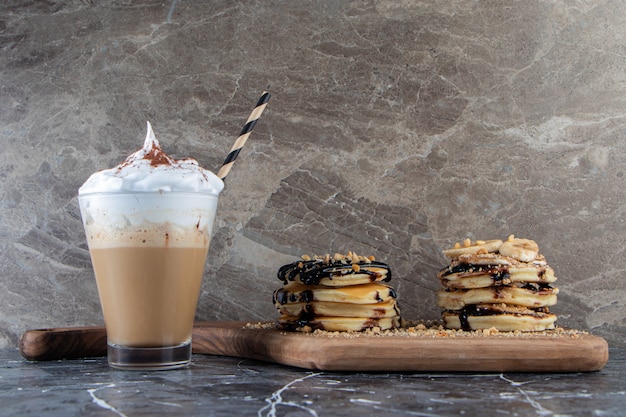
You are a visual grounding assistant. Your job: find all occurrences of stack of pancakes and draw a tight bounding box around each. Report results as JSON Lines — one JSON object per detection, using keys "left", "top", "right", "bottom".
{"left": 437, "top": 236, "right": 558, "bottom": 331}
{"left": 273, "top": 252, "right": 401, "bottom": 332}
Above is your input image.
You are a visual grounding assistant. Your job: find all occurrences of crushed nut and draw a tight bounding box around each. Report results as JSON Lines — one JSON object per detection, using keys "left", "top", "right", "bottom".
{"left": 297, "top": 251, "right": 380, "bottom": 265}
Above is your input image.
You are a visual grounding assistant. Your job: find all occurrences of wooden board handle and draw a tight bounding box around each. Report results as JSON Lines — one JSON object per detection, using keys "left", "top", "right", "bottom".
{"left": 19, "top": 321, "right": 241, "bottom": 361}
{"left": 20, "top": 326, "right": 108, "bottom": 361}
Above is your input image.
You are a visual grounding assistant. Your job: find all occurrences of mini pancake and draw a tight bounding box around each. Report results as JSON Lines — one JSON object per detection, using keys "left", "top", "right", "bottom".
{"left": 437, "top": 284, "right": 558, "bottom": 310}
{"left": 442, "top": 304, "right": 557, "bottom": 331}
{"left": 438, "top": 263, "right": 557, "bottom": 289}
{"left": 277, "top": 255, "right": 391, "bottom": 287}
{"left": 499, "top": 237, "right": 539, "bottom": 262}
{"left": 277, "top": 315, "right": 402, "bottom": 332}
{"left": 274, "top": 282, "right": 397, "bottom": 305}
{"left": 276, "top": 299, "right": 400, "bottom": 319}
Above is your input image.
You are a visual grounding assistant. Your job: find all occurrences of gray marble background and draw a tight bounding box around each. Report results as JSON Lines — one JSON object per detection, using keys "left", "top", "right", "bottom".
{"left": 1, "top": 0, "right": 624, "bottom": 349}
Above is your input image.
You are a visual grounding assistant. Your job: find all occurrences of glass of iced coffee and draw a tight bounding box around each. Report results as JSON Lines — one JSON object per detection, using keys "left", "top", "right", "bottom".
{"left": 78, "top": 122, "right": 224, "bottom": 370}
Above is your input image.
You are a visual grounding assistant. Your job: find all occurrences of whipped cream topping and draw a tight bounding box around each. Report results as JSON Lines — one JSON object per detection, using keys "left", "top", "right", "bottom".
{"left": 79, "top": 122, "right": 224, "bottom": 195}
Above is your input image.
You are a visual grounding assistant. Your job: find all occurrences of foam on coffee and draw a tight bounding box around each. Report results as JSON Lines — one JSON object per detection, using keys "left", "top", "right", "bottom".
{"left": 79, "top": 121, "right": 224, "bottom": 196}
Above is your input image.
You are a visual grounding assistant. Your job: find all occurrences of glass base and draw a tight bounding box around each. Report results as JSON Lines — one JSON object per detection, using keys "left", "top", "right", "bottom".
{"left": 107, "top": 341, "right": 192, "bottom": 370}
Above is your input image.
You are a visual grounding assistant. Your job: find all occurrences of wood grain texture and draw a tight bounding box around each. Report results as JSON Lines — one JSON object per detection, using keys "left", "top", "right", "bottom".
{"left": 20, "top": 326, "right": 107, "bottom": 361}
{"left": 20, "top": 321, "right": 609, "bottom": 372}
{"left": 191, "top": 322, "right": 609, "bottom": 372}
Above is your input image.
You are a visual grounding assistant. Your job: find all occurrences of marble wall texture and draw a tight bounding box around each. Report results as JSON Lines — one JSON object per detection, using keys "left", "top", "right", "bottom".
{"left": 1, "top": 0, "right": 625, "bottom": 349}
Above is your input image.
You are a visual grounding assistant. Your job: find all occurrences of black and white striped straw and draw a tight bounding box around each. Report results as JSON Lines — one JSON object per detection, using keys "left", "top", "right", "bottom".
{"left": 217, "top": 91, "right": 271, "bottom": 180}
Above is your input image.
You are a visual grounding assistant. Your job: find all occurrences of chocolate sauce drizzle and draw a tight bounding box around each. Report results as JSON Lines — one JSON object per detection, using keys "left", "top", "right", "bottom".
{"left": 273, "top": 288, "right": 314, "bottom": 305}
{"left": 456, "top": 305, "right": 516, "bottom": 331}
{"left": 456, "top": 305, "right": 512, "bottom": 331}
{"left": 277, "top": 259, "right": 391, "bottom": 285}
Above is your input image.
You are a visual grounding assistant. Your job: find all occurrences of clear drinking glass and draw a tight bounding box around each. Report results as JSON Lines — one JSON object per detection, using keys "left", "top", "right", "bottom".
{"left": 78, "top": 191, "right": 220, "bottom": 370}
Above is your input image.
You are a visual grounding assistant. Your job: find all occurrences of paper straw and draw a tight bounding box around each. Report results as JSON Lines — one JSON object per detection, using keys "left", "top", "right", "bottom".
{"left": 217, "top": 91, "right": 271, "bottom": 180}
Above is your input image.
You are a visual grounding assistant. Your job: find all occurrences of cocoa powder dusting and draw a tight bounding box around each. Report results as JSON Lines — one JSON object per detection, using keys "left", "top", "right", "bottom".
{"left": 144, "top": 145, "right": 174, "bottom": 167}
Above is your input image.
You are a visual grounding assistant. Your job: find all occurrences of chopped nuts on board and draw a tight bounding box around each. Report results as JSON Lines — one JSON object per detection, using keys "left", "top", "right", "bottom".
{"left": 244, "top": 321, "right": 586, "bottom": 339}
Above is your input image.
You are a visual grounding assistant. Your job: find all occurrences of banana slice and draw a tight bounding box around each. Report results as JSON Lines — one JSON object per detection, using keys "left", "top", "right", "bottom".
{"left": 442, "top": 239, "right": 503, "bottom": 259}
{"left": 499, "top": 236, "right": 539, "bottom": 262}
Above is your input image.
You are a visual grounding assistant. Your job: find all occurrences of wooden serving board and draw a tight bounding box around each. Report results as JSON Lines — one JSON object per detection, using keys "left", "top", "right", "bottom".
{"left": 20, "top": 321, "right": 609, "bottom": 372}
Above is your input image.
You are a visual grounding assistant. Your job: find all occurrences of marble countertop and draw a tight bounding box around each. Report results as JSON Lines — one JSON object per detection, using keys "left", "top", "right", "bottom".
{"left": 2, "top": 348, "right": 624, "bottom": 416}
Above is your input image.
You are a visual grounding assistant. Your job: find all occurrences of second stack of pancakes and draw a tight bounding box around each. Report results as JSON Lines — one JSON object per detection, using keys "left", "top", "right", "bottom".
{"left": 437, "top": 236, "right": 559, "bottom": 331}
{"left": 273, "top": 251, "right": 401, "bottom": 332}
